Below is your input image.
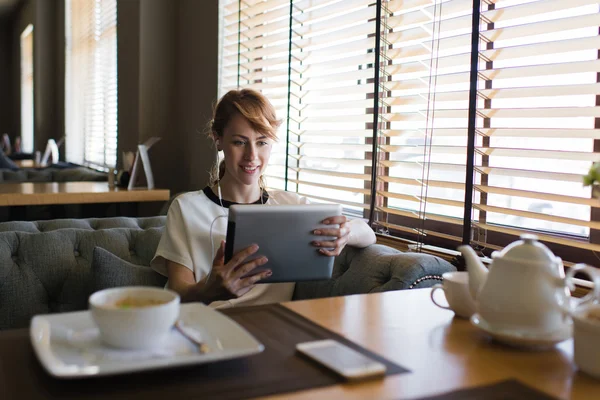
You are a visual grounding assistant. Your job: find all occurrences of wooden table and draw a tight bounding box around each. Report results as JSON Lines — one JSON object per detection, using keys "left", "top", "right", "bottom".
{"left": 13, "top": 159, "right": 39, "bottom": 168}
{"left": 0, "top": 182, "right": 170, "bottom": 206}
{"left": 272, "top": 289, "right": 600, "bottom": 400}
{"left": 1, "top": 290, "right": 598, "bottom": 399}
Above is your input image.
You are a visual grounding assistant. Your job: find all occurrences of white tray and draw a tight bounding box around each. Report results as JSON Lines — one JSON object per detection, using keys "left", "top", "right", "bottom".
{"left": 30, "top": 303, "right": 264, "bottom": 379}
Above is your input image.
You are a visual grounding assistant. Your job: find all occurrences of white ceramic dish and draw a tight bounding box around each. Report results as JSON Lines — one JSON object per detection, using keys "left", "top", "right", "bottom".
{"left": 471, "top": 313, "right": 572, "bottom": 350}
{"left": 89, "top": 286, "right": 180, "bottom": 350}
{"left": 30, "top": 303, "right": 264, "bottom": 379}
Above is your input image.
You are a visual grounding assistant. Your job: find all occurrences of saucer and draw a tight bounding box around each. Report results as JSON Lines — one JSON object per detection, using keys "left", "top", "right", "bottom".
{"left": 470, "top": 313, "right": 572, "bottom": 350}
{"left": 30, "top": 303, "right": 264, "bottom": 378}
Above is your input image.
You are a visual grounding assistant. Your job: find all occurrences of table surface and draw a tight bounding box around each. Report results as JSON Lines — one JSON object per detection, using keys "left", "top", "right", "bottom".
{"left": 13, "top": 159, "right": 38, "bottom": 168}
{"left": 0, "top": 181, "right": 170, "bottom": 206}
{"left": 1, "top": 289, "right": 598, "bottom": 400}
{"left": 270, "top": 289, "right": 600, "bottom": 400}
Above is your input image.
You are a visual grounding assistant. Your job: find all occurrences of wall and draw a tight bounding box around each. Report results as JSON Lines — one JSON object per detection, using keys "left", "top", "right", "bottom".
{"left": 0, "top": 16, "right": 12, "bottom": 137}
{"left": 33, "top": 0, "right": 59, "bottom": 152}
{"left": 126, "top": 0, "right": 218, "bottom": 195}
{"left": 10, "top": 0, "right": 34, "bottom": 146}
{"left": 175, "top": 0, "right": 218, "bottom": 192}
{"left": 116, "top": 0, "right": 140, "bottom": 169}
{"left": 54, "top": 0, "right": 64, "bottom": 156}
{"left": 137, "top": 0, "right": 178, "bottom": 192}
{"left": 6, "top": 0, "right": 62, "bottom": 153}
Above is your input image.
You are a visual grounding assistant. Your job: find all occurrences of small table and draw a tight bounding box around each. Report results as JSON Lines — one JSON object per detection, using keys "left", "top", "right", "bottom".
{"left": 274, "top": 290, "right": 599, "bottom": 399}
{"left": 13, "top": 159, "right": 40, "bottom": 168}
{"left": 0, "top": 290, "right": 598, "bottom": 399}
{"left": 0, "top": 182, "right": 169, "bottom": 206}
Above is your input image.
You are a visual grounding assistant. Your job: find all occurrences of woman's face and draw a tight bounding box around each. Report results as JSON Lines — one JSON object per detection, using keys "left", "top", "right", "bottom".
{"left": 220, "top": 113, "right": 274, "bottom": 188}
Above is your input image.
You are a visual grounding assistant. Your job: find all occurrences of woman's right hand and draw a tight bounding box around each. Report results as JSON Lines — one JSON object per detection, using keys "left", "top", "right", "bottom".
{"left": 201, "top": 241, "right": 271, "bottom": 302}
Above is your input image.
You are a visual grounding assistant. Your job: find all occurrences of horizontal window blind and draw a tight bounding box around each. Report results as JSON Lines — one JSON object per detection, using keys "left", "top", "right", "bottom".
{"left": 471, "top": 0, "right": 600, "bottom": 260}
{"left": 65, "top": 0, "right": 118, "bottom": 168}
{"left": 220, "top": 0, "right": 292, "bottom": 192}
{"left": 220, "top": 0, "right": 600, "bottom": 267}
{"left": 283, "top": 0, "right": 377, "bottom": 211}
{"left": 374, "top": 0, "right": 473, "bottom": 243}
{"left": 221, "top": 0, "right": 377, "bottom": 211}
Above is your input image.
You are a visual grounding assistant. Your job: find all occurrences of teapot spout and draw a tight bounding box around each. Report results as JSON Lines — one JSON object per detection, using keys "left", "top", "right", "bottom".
{"left": 458, "top": 245, "right": 488, "bottom": 301}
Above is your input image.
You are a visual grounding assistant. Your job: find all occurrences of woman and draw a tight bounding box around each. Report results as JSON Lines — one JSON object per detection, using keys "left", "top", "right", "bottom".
{"left": 151, "top": 89, "right": 376, "bottom": 308}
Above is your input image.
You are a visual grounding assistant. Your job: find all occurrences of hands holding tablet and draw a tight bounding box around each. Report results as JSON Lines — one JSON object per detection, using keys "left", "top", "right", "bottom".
{"left": 205, "top": 241, "right": 272, "bottom": 301}
{"left": 311, "top": 215, "right": 351, "bottom": 257}
{"left": 211, "top": 213, "right": 347, "bottom": 299}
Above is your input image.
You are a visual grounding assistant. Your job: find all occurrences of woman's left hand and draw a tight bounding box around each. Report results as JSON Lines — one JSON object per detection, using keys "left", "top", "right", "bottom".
{"left": 312, "top": 216, "right": 350, "bottom": 257}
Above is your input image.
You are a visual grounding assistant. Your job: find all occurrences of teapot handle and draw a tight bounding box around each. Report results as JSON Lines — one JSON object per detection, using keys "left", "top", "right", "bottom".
{"left": 565, "top": 264, "right": 600, "bottom": 310}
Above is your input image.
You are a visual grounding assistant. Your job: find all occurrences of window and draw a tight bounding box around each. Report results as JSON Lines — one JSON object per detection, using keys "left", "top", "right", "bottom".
{"left": 471, "top": 0, "right": 600, "bottom": 256}
{"left": 65, "top": 0, "right": 118, "bottom": 168}
{"left": 220, "top": 0, "right": 377, "bottom": 216}
{"left": 220, "top": 0, "right": 600, "bottom": 267}
{"left": 20, "top": 24, "right": 34, "bottom": 154}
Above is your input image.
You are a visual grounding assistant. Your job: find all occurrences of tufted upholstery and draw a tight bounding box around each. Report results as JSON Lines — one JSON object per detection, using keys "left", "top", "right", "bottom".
{"left": 0, "top": 216, "right": 456, "bottom": 330}
{"left": 0, "top": 167, "right": 107, "bottom": 183}
{"left": 293, "top": 244, "right": 453, "bottom": 300}
{"left": 0, "top": 216, "right": 165, "bottom": 233}
{"left": 0, "top": 217, "right": 165, "bottom": 330}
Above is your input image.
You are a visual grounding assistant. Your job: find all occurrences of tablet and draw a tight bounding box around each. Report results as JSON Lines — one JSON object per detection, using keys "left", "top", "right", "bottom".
{"left": 224, "top": 203, "right": 343, "bottom": 283}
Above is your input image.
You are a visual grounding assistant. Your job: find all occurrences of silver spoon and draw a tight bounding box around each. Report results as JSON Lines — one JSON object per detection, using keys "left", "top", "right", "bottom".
{"left": 175, "top": 320, "right": 210, "bottom": 354}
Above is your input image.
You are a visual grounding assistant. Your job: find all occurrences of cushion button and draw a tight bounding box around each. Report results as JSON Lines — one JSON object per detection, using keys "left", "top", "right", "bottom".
{"left": 74, "top": 250, "right": 80, "bottom": 257}
{"left": 130, "top": 250, "right": 136, "bottom": 256}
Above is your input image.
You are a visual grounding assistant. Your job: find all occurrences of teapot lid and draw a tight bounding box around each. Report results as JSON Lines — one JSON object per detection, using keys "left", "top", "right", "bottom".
{"left": 493, "top": 234, "right": 559, "bottom": 264}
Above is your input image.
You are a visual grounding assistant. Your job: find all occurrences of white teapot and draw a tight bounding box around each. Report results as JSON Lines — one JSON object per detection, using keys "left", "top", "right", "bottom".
{"left": 458, "top": 234, "right": 600, "bottom": 336}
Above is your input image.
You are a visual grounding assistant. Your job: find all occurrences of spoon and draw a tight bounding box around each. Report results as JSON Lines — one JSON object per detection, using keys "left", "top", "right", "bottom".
{"left": 175, "top": 320, "right": 210, "bottom": 354}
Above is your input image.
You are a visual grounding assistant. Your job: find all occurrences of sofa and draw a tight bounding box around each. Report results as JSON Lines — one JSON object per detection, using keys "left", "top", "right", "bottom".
{"left": 0, "top": 166, "right": 107, "bottom": 183}
{"left": 0, "top": 216, "right": 456, "bottom": 330}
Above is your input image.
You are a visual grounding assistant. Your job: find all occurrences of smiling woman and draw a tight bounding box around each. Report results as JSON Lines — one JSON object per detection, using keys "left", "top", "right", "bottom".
{"left": 150, "top": 89, "right": 376, "bottom": 309}
{"left": 208, "top": 89, "right": 281, "bottom": 203}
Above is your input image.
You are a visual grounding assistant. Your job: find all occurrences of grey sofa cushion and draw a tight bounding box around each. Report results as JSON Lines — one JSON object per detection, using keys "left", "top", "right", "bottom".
{"left": 0, "top": 216, "right": 166, "bottom": 233}
{"left": 0, "top": 221, "right": 165, "bottom": 330}
{"left": 0, "top": 166, "right": 107, "bottom": 183}
{"left": 1, "top": 170, "right": 27, "bottom": 181}
{"left": 293, "top": 244, "right": 454, "bottom": 300}
{"left": 91, "top": 246, "right": 167, "bottom": 292}
{"left": 51, "top": 167, "right": 107, "bottom": 182}
{"left": 0, "top": 152, "right": 18, "bottom": 170}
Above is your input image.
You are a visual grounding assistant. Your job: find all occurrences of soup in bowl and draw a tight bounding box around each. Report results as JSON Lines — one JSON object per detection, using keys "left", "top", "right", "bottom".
{"left": 89, "top": 286, "right": 180, "bottom": 350}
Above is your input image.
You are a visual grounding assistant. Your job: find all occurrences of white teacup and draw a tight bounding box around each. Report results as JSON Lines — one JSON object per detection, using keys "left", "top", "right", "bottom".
{"left": 572, "top": 303, "right": 600, "bottom": 379}
{"left": 430, "top": 271, "right": 476, "bottom": 319}
{"left": 89, "top": 286, "right": 180, "bottom": 350}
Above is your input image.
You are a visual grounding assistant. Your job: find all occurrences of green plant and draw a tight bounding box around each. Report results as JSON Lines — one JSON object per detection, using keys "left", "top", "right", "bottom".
{"left": 583, "top": 162, "right": 600, "bottom": 186}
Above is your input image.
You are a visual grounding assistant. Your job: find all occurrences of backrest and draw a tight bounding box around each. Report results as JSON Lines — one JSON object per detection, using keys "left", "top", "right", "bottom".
{"left": 0, "top": 217, "right": 166, "bottom": 330}
{"left": 0, "top": 167, "right": 107, "bottom": 183}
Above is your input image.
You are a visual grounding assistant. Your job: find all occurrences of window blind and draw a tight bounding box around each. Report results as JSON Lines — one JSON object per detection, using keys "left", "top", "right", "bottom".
{"left": 220, "top": 0, "right": 377, "bottom": 211}
{"left": 220, "top": 0, "right": 600, "bottom": 266}
{"left": 284, "top": 0, "right": 377, "bottom": 212}
{"left": 20, "top": 24, "right": 34, "bottom": 154}
{"left": 470, "top": 0, "right": 600, "bottom": 261}
{"left": 65, "top": 0, "right": 118, "bottom": 168}
{"left": 220, "top": 0, "right": 292, "bottom": 193}
{"left": 374, "top": 0, "right": 474, "bottom": 244}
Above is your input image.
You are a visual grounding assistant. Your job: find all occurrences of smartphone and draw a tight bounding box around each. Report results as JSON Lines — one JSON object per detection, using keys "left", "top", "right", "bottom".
{"left": 296, "top": 339, "right": 386, "bottom": 381}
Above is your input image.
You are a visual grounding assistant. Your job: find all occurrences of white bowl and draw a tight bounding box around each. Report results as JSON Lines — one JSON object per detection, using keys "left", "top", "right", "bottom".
{"left": 89, "top": 286, "right": 180, "bottom": 350}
